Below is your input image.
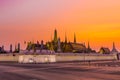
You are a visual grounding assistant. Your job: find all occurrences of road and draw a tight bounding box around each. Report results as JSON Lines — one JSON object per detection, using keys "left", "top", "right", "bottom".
{"left": 0, "top": 61, "right": 120, "bottom": 80}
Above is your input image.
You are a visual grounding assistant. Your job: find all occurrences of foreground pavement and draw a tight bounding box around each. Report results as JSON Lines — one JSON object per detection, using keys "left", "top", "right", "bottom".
{"left": 0, "top": 61, "right": 120, "bottom": 80}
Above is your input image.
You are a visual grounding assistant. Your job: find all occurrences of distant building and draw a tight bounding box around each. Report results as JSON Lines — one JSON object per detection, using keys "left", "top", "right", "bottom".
{"left": 26, "top": 41, "right": 47, "bottom": 51}
{"left": 99, "top": 47, "right": 110, "bottom": 54}
{"left": 57, "top": 38, "right": 62, "bottom": 53}
{"left": 0, "top": 45, "right": 6, "bottom": 53}
{"left": 74, "top": 33, "right": 76, "bottom": 43}
{"left": 70, "top": 43, "right": 86, "bottom": 53}
{"left": 0, "top": 47, "right": 2, "bottom": 53}
{"left": 53, "top": 29, "right": 58, "bottom": 43}
{"left": 25, "top": 29, "right": 96, "bottom": 53}
{"left": 13, "top": 43, "right": 21, "bottom": 53}
{"left": 18, "top": 43, "right": 20, "bottom": 52}
{"left": 66, "top": 32, "right": 87, "bottom": 53}
{"left": 86, "top": 42, "right": 96, "bottom": 53}
{"left": 111, "top": 42, "right": 118, "bottom": 54}
{"left": 25, "top": 40, "right": 55, "bottom": 54}
{"left": 10, "top": 44, "right": 12, "bottom": 53}
{"left": 46, "top": 29, "right": 96, "bottom": 53}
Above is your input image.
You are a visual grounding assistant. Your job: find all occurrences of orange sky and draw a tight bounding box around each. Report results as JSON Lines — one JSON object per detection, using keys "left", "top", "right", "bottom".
{"left": 0, "top": 0, "right": 120, "bottom": 51}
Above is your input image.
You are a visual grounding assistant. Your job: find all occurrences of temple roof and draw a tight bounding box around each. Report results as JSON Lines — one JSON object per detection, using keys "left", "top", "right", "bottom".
{"left": 70, "top": 43, "right": 86, "bottom": 51}
{"left": 100, "top": 47, "right": 110, "bottom": 54}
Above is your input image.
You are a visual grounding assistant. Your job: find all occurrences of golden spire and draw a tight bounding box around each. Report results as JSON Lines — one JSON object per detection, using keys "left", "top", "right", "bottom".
{"left": 65, "top": 32, "right": 67, "bottom": 43}
{"left": 54, "top": 29, "right": 58, "bottom": 43}
{"left": 74, "top": 33, "right": 76, "bottom": 43}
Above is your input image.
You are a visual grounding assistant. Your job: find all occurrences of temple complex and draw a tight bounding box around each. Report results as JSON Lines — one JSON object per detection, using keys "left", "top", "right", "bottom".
{"left": 46, "top": 29, "right": 96, "bottom": 53}
{"left": 0, "top": 29, "right": 119, "bottom": 54}
{"left": 111, "top": 42, "right": 118, "bottom": 54}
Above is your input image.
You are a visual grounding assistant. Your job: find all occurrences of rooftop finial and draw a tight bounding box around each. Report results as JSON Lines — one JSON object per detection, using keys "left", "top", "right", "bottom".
{"left": 111, "top": 42, "right": 118, "bottom": 53}
{"left": 74, "top": 32, "right": 76, "bottom": 43}
{"left": 65, "top": 32, "right": 67, "bottom": 43}
{"left": 54, "top": 29, "right": 58, "bottom": 43}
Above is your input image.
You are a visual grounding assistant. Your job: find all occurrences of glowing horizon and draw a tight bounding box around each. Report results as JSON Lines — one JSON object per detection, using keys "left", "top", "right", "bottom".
{"left": 0, "top": 0, "right": 120, "bottom": 51}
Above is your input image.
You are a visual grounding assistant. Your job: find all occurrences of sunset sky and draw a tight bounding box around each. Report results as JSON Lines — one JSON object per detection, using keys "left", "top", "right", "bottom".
{"left": 0, "top": 0, "right": 120, "bottom": 51}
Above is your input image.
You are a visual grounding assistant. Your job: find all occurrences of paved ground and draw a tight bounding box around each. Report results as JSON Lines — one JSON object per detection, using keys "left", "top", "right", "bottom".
{"left": 0, "top": 61, "right": 120, "bottom": 80}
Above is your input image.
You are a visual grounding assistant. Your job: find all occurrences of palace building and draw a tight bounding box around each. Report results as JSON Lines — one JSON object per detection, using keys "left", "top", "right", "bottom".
{"left": 24, "top": 29, "right": 96, "bottom": 53}
{"left": 46, "top": 29, "right": 95, "bottom": 53}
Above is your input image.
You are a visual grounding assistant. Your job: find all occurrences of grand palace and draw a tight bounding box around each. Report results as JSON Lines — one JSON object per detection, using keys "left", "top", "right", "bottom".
{"left": 26, "top": 29, "right": 96, "bottom": 53}
{"left": 0, "top": 29, "right": 118, "bottom": 54}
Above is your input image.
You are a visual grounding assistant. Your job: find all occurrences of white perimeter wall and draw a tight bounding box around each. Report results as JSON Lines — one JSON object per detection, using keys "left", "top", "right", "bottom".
{"left": 0, "top": 53, "right": 118, "bottom": 63}
{"left": 18, "top": 55, "right": 56, "bottom": 63}
{"left": 56, "top": 53, "right": 117, "bottom": 62}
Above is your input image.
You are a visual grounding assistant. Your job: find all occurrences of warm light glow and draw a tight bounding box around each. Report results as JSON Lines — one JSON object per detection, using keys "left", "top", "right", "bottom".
{"left": 0, "top": 0, "right": 120, "bottom": 51}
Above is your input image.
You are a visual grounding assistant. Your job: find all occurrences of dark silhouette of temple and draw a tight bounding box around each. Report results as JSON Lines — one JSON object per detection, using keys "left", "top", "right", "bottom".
{"left": 99, "top": 47, "right": 110, "bottom": 54}
{"left": 13, "top": 43, "right": 21, "bottom": 53}
{"left": 24, "top": 29, "right": 96, "bottom": 53}
{"left": 0, "top": 45, "right": 6, "bottom": 53}
{"left": 46, "top": 29, "right": 96, "bottom": 53}
{"left": 0, "top": 29, "right": 119, "bottom": 54}
{"left": 99, "top": 42, "right": 119, "bottom": 54}
{"left": 26, "top": 40, "right": 47, "bottom": 52}
{"left": 0, "top": 29, "right": 116, "bottom": 54}
{"left": 111, "top": 42, "right": 118, "bottom": 54}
